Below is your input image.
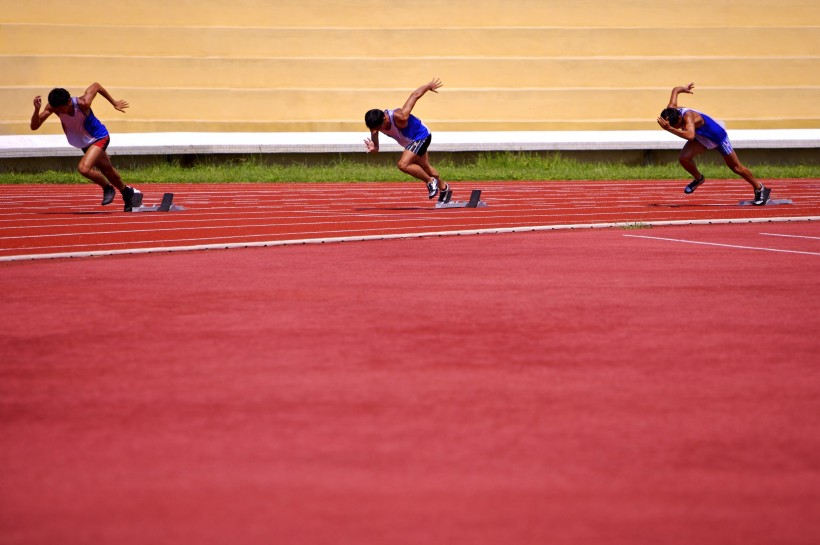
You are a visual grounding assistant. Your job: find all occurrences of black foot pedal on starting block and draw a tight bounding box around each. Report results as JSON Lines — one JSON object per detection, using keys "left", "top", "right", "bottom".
{"left": 435, "top": 189, "right": 488, "bottom": 209}
{"left": 129, "top": 193, "right": 186, "bottom": 212}
{"left": 158, "top": 192, "right": 174, "bottom": 211}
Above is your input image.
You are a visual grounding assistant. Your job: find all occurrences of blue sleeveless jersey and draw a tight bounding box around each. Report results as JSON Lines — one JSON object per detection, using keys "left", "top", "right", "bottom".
{"left": 679, "top": 107, "right": 727, "bottom": 143}
{"left": 678, "top": 107, "right": 733, "bottom": 155}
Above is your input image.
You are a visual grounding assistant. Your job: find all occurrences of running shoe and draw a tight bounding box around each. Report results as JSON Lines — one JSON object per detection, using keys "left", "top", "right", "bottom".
{"left": 101, "top": 184, "right": 116, "bottom": 206}
{"left": 122, "top": 186, "right": 143, "bottom": 212}
{"left": 684, "top": 176, "right": 705, "bottom": 194}
{"left": 427, "top": 179, "right": 439, "bottom": 199}
{"left": 753, "top": 185, "right": 771, "bottom": 206}
{"left": 438, "top": 184, "right": 452, "bottom": 203}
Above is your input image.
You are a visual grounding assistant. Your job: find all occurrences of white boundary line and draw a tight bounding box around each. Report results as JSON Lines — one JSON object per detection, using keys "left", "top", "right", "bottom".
{"left": 624, "top": 232, "right": 820, "bottom": 256}
{"left": 1, "top": 215, "right": 817, "bottom": 262}
{"left": 760, "top": 232, "right": 820, "bottom": 241}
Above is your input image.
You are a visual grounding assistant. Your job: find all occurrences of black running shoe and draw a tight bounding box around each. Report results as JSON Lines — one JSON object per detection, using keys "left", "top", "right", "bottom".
{"left": 427, "top": 179, "right": 439, "bottom": 199}
{"left": 438, "top": 185, "right": 452, "bottom": 203}
{"left": 101, "top": 184, "right": 116, "bottom": 206}
{"left": 684, "top": 176, "right": 705, "bottom": 194}
{"left": 122, "top": 186, "right": 143, "bottom": 212}
{"left": 753, "top": 185, "right": 771, "bottom": 206}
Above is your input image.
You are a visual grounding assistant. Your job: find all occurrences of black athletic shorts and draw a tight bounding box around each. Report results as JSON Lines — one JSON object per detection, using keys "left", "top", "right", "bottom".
{"left": 405, "top": 134, "right": 432, "bottom": 156}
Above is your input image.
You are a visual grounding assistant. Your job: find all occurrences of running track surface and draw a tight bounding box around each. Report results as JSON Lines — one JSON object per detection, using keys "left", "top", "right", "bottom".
{"left": 1, "top": 180, "right": 820, "bottom": 544}
{"left": 1, "top": 179, "right": 819, "bottom": 260}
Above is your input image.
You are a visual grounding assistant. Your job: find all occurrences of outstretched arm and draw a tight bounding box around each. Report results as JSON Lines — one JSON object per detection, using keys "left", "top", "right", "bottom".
{"left": 30, "top": 96, "right": 52, "bottom": 131}
{"left": 79, "top": 82, "right": 129, "bottom": 113}
{"left": 667, "top": 82, "right": 695, "bottom": 108}
{"left": 392, "top": 78, "right": 443, "bottom": 128}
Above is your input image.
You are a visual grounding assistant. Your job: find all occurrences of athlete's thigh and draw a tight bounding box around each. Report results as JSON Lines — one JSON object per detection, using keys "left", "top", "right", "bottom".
{"left": 398, "top": 148, "right": 422, "bottom": 167}
{"left": 416, "top": 152, "right": 435, "bottom": 174}
{"left": 680, "top": 139, "right": 707, "bottom": 159}
{"left": 93, "top": 149, "right": 116, "bottom": 171}
{"left": 79, "top": 145, "right": 104, "bottom": 171}
{"left": 721, "top": 150, "right": 743, "bottom": 169}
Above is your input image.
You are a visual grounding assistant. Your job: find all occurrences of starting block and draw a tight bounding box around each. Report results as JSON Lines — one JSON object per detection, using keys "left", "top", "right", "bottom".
{"left": 738, "top": 198, "right": 793, "bottom": 206}
{"left": 129, "top": 192, "right": 186, "bottom": 212}
{"left": 435, "top": 189, "right": 488, "bottom": 209}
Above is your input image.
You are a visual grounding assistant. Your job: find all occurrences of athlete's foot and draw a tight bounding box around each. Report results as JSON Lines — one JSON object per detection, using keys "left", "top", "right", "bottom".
{"left": 122, "top": 186, "right": 143, "bottom": 212}
{"left": 427, "top": 178, "right": 439, "bottom": 199}
{"left": 101, "top": 184, "right": 116, "bottom": 206}
{"left": 684, "top": 176, "right": 705, "bottom": 194}
{"left": 753, "top": 185, "right": 771, "bottom": 206}
{"left": 437, "top": 184, "right": 452, "bottom": 203}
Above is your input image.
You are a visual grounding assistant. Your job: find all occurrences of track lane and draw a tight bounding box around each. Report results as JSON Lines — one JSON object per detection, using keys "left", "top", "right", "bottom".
{"left": 1, "top": 179, "right": 818, "bottom": 259}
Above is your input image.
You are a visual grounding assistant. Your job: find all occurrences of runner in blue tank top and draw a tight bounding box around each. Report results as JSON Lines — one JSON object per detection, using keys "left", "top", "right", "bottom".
{"left": 658, "top": 83, "right": 771, "bottom": 205}
{"left": 364, "top": 79, "right": 451, "bottom": 202}
{"left": 31, "top": 82, "right": 143, "bottom": 211}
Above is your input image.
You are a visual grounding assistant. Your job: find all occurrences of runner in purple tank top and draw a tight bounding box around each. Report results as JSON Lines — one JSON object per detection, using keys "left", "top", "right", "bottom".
{"left": 31, "top": 82, "right": 143, "bottom": 211}
{"left": 658, "top": 83, "right": 771, "bottom": 206}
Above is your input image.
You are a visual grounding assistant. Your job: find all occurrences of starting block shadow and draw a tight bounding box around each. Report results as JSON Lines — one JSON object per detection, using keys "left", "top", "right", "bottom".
{"left": 435, "top": 189, "right": 488, "bottom": 209}
{"left": 129, "top": 193, "right": 186, "bottom": 212}
{"left": 738, "top": 198, "right": 793, "bottom": 206}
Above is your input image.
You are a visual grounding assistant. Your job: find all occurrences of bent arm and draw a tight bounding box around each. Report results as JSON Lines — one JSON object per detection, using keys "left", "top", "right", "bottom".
{"left": 392, "top": 78, "right": 442, "bottom": 128}
{"left": 364, "top": 130, "right": 380, "bottom": 153}
{"left": 80, "top": 82, "right": 129, "bottom": 113}
{"left": 659, "top": 111, "right": 697, "bottom": 141}
{"left": 667, "top": 82, "right": 695, "bottom": 108}
{"left": 30, "top": 96, "right": 52, "bottom": 131}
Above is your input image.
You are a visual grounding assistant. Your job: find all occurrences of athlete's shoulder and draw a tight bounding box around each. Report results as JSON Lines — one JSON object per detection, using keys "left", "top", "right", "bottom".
{"left": 75, "top": 95, "right": 93, "bottom": 111}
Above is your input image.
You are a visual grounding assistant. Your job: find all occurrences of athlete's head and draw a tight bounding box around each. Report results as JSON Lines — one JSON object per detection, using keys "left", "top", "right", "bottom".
{"left": 365, "top": 109, "right": 386, "bottom": 130}
{"left": 660, "top": 107, "right": 682, "bottom": 127}
{"left": 48, "top": 88, "right": 71, "bottom": 109}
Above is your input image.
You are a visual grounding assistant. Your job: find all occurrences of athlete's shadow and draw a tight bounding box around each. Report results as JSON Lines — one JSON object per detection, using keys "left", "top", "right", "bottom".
{"left": 36, "top": 211, "right": 116, "bottom": 215}
{"left": 647, "top": 203, "right": 731, "bottom": 208}
{"left": 353, "top": 207, "right": 429, "bottom": 211}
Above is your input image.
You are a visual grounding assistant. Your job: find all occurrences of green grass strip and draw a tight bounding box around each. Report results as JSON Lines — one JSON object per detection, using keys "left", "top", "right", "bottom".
{"left": 1, "top": 152, "right": 818, "bottom": 184}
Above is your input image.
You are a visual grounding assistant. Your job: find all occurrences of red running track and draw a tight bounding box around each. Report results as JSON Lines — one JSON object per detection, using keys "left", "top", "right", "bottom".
{"left": 1, "top": 179, "right": 819, "bottom": 260}
{"left": 1, "top": 180, "right": 820, "bottom": 545}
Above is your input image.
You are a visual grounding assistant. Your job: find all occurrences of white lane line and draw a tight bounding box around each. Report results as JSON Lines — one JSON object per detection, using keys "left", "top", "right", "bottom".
{"left": 3, "top": 216, "right": 819, "bottom": 262}
{"left": 760, "top": 232, "right": 820, "bottom": 241}
{"left": 623, "top": 234, "right": 820, "bottom": 256}
{"left": 2, "top": 214, "right": 818, "bottom": 244}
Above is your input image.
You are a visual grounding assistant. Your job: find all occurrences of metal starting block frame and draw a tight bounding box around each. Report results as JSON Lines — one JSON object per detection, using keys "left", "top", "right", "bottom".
{"left": 129, "top": 193, "right": 186, "bottom": 212}
{"left": 435, "top": 189, "right": 488, "bottom": 209}
{"left": 738, "top": 198, "right": 793, "bottom": 206}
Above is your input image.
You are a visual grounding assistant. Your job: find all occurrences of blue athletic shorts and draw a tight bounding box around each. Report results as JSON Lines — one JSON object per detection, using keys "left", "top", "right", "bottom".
{"left": 695, "top": 134, "right": 734, "bottom": 157}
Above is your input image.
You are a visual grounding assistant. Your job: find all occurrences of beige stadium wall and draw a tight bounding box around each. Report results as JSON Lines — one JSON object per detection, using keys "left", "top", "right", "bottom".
{"left": 1, "top": 0, "right": 819, "bottom": 136}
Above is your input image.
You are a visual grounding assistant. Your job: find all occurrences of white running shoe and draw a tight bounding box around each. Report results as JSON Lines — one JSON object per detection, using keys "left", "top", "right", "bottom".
{"left": 427, "top": 178, "right": 439, "bottom": 199}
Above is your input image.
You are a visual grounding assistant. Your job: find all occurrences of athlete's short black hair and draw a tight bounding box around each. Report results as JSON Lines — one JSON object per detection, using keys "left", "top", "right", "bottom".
{"left": 660, "top": 107, "right": 681, "bottom": 127}
{"left": 48, "top": 88, "right": 71, "bottom": 108}
{"left": 365, "top": 109, "right": 386, "bottom": 129}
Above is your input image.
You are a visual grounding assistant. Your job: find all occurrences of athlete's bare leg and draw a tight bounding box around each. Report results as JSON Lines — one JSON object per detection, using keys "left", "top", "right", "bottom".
{"left": 77, "top": 146, "right": 125, "bottom": 191}
{"left": 76, "top": 146, "right": 108, "bottom": 188}
{"left": 397, "top": 150, "right": 447, "bottom": 190}
{"left": 94, "top": 150, "right": 126, "bottom": 191}
{"left": 417, "top": 153, "right": 441, "bottom": 182}
{"left": 678, "top": 140, "right": 707, "bottom": 181}
{"left": 723, "top": 151, "right": 761, "bottom": 190}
